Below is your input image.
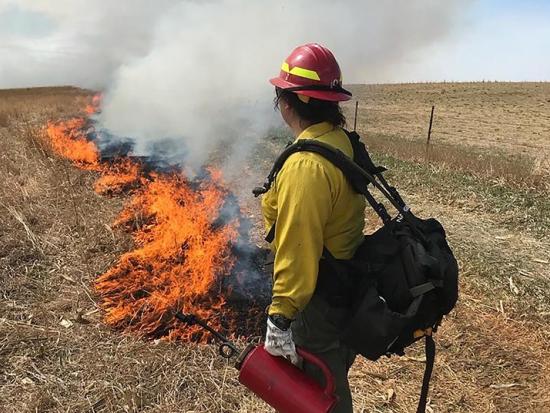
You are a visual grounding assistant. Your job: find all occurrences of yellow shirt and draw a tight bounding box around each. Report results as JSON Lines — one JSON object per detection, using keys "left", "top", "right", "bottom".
{"left": 261, "top": 121, "right": 366, "bottom": 319}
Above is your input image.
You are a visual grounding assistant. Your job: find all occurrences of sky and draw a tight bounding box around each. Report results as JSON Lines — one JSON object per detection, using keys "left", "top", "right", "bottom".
{"left": 0, "top": 0, "right": 548, "bottom": 88}
{"left": 398, "top": 0, "right": 550, "bottom": 82}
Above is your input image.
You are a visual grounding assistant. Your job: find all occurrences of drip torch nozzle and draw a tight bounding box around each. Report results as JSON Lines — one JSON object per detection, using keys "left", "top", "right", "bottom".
{"left": 175, "top": 312, "right": 197, "bottom": 325}
{"left": 174, "top": 311, "right": 240, "bottom": 359}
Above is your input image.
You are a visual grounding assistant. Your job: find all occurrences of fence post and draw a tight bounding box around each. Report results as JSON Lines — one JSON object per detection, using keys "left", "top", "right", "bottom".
{"left": 426, "top": 105, "right": 435, "bottom": 162}
{"left": 426, "top": 105, "right": 435, "bottom": 146}
{"left": 353, "top": 101, "right": 359, "bottom": 131}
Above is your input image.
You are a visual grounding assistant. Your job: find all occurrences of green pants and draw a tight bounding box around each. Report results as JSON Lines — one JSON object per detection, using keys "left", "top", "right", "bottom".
{"left": 292, "top": 295, "right": 357, "bottom": 413}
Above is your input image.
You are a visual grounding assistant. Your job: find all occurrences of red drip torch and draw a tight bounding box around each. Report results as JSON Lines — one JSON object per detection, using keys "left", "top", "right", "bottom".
{"left": 175, "top": 312, "right": 338, "bottom": 413}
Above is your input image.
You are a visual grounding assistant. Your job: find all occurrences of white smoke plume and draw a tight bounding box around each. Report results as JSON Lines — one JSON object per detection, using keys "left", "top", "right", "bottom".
{"left": 1, "top": 0, "right": 472, "bottom": 175}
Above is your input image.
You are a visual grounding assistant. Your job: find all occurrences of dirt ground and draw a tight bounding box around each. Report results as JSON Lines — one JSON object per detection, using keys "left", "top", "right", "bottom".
{"left": 1, "top": 84, "right": 549, "bottom": 412}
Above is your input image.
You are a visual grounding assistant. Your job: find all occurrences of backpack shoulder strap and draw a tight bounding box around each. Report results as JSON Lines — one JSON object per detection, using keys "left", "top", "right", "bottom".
{"left": 253, "top": 139, "right": 369, "bottom": 197}
{"left": 253, "top": 132, "right": 386, "bottom": 197}
{"left": 253, "top": 138, "right": 392, "bottom": 222}
{"left": 254, "top": 136, "right": 392, "bottom": 196}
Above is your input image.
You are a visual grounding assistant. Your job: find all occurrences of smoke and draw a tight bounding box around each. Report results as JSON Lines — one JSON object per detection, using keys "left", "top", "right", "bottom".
{"left": 0, "top": 0, "right": 181, "bottom": 89}
{"left": 1, "top": 0, "right": 472, "bottom": 175}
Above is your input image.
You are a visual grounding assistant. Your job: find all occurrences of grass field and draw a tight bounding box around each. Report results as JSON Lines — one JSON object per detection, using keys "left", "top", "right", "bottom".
{"left": 346, "top": 82, "right": 550, "bottom": 159}
{"left": 1, "top": 84, "right": 549, "bottom": 412}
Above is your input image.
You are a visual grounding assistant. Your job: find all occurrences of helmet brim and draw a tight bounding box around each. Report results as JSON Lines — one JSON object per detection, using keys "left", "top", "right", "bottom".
{"left": 270, "top": 77, "right": 352, "bottom": 102}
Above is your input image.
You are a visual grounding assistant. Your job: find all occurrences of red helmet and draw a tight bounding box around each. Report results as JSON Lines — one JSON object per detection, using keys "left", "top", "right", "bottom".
{"left": 270, "top": 43, "right": 352, "bottom": 102}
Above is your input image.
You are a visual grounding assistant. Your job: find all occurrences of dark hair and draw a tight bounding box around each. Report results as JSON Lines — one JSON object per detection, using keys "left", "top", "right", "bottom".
{"left": 274, "top": 87, "right": 346, "bottom": 127}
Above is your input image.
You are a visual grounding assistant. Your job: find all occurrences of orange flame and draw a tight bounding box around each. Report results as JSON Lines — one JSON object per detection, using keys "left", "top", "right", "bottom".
{"left": 84, "top": 93, "right": 103, "bottom": 115}
{"left": 46, "top": 118, "right": 100, "bottom": 169}
{"left": 44, "top": 101, "right": 242, "bottom": 340}
{"left": 94, "top": 158, "right": 142, "bottom": 195}
{"left": 96, "top": 172, "right": 238, "bottom": 339}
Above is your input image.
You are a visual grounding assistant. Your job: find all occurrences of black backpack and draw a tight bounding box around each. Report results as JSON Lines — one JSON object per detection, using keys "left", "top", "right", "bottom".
{"left": 254, "top": 131, "right": 459, "bottom": 413}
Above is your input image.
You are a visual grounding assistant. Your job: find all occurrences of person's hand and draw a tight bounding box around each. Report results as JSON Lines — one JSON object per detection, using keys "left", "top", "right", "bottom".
{"left": 264, "top": 315, "right": 300, "bottom": 365}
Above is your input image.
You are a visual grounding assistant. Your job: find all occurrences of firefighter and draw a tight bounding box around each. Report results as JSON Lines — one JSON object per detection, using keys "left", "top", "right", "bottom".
{"left": 262, "top": 43, "right": 366, "bottom": 412}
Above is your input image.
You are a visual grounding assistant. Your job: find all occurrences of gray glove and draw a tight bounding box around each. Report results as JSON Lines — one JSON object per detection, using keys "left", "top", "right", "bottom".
{"left": 264, "top": 315, "right": 299, "bottom": 365}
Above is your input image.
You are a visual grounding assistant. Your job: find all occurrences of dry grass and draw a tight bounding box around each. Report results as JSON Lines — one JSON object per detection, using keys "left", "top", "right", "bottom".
{"left": 364, "top": 133, "right": 549, "bottom": 193}
{"left": 0, "top": 320, "right": 267, "bottom": 412}
{"left": 1, "top": 85, "right": 549, "bottom": 413}
{"left": 0, "top": 111, "right": 10, "bottom": 128}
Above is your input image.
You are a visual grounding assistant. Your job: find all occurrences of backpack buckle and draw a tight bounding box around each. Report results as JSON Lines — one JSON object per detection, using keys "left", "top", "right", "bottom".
{"left": 413, "top": 327, "right": 433, "bottom": 339}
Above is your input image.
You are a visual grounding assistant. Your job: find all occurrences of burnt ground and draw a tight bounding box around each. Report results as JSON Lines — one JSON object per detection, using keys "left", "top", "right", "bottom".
{"left": 1, "top": 85, "right": 549, "bottom": 412}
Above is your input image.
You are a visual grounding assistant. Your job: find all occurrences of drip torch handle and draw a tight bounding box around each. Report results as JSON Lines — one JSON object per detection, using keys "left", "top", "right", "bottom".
{"left": 296, "top": 347, "right": 336, "bottom": 398}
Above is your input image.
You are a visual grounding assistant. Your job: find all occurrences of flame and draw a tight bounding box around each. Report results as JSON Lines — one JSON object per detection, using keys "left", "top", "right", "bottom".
{"left": 44, "top": 96, "right": 245, "bottom": 341}
{"left": 45, "top": 117, "right": 142, "bottom": 195}
{"left": 94, "top": 158, "right": 142, "bottom": 195}
{"left": 46, "top": 118, "right": 100, "bottom": 169}
{"left": 85, "top": 93, "right": 103, "bottom": 115}
{"left": 95, "top": 172, "right": 238, "bottom": 339}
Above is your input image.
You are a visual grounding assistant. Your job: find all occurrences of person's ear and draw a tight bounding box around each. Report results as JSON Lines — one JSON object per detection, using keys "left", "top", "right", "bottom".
{"left": 281, "top": 99, "right": 292, "bottom": 112}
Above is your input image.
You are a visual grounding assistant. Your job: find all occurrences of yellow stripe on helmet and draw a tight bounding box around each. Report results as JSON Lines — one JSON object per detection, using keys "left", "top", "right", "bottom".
{"left": 281, "top": 62, "right": 320, "bottom": 81}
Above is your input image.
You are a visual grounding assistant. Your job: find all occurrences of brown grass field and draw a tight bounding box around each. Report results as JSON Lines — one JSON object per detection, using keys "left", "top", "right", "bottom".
{"left": 1, "top": 83, "right": 549, "bottom": 412}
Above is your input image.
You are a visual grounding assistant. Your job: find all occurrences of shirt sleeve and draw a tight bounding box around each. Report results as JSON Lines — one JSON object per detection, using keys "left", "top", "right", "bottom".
{"left": 268, "top": 155, "right": 333, "bottom": 319}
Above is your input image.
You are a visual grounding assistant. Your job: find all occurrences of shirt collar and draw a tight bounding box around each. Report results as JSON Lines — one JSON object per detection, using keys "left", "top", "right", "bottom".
{"left": 295, "top": 121, "right": 334, "bottom": 141}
